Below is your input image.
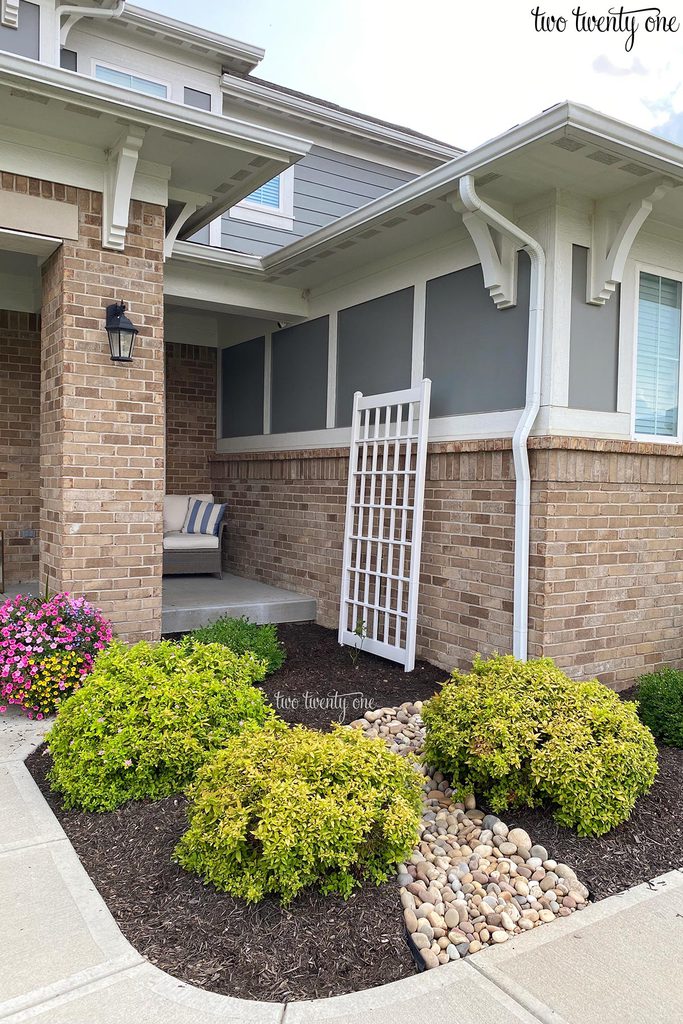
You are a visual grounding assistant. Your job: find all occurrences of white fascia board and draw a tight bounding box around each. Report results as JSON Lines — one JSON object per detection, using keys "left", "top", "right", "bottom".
{"left": 171, "top": 240, "right": 264, "bottom": 275}
{"left": 122, "top": 5, "right": 264, "bottom": 74}
{"left": 261, "top": 101, "right": 683, "bottom": 277}
{"left": 165, "top": 250, "right": 308, "bottom": 320}
{"left": 221, "top": 74, "right": 463, "bottom": 163}
{"left": 0, "top": 54, "right": 310, "bottom": 162}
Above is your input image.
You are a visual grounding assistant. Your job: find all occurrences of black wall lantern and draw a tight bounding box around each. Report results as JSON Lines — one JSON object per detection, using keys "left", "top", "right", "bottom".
{"left": 105, "top": 301, "right": 139, "bottom": 362}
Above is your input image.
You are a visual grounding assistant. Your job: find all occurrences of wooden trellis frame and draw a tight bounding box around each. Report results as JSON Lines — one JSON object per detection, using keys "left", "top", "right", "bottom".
{"left": 338, "top": 379, "right": 431, "bottom": 672}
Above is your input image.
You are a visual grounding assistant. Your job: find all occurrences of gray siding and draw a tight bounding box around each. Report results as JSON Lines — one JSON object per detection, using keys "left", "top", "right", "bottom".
{"left": 271, "top": 317, "right": 329, "bottom": 433}
{"left": 568, "top": 245, "right": 620, "bottom": 412}
{"left": 424, "top": 256, "right": 530, "bottom": 418}
{"left": 221, "top": 338, "right": 265, "bottom": 437}
{"left": 0, "top": 1, "right": 39, "bottom": 59}
{"left": 336, "top": 288, "right": 414, "bottom": 427}
{"left": 221, "top": 146, "right": 415, "bottom": 256}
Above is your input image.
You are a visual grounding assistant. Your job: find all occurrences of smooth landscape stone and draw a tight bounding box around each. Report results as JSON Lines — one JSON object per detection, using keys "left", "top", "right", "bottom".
{"left": 348, "top": 702, "right": 590, "bottom": 972}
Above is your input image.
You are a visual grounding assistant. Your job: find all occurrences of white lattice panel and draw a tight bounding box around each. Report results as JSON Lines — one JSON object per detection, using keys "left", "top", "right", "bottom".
{"left": 338, "top": 379, "right": 431, "bottom": 671}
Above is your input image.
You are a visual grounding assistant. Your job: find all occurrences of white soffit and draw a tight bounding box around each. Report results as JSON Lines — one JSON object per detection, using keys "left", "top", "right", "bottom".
{"left": 0, "top": 227, "right": 62, "bottom": 258}
{"left": 0, "top": 55, "right": 311, "bottom": 228}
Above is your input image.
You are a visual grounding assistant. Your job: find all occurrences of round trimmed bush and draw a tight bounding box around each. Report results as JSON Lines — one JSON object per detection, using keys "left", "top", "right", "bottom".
{"left": 637, "top": 668, "right": 683, "bottom": 747}
{"left": 422, "top": 654, "right": 658, "bottom": 837}
{"left": 47, "top": 639, "right": 275, "bottom": 812}
{"left": 174, "top": 723, "right": 423, "bottom": 903}
{"left": 186, "top": 616, "right": 285, "bottom": 674}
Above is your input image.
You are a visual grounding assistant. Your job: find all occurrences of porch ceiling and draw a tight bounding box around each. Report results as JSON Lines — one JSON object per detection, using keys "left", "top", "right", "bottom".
{"left": 0, "top": 54, "right": 311, "bottom": 232}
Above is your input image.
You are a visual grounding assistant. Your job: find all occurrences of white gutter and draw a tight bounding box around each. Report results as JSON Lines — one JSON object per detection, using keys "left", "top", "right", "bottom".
{"left": 458, "top": 174, "right": 545, "bottom": 663}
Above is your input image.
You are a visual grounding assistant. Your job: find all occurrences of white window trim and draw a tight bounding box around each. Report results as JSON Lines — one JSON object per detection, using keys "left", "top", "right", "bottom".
{"left": 630, "top": 261, "right": 683, "bottom": 445}
{"left": 229, "top": 167, "right": 294, "bottom": 230}
{"left": 91, "top": 59, "right": 170, "bottom": 100}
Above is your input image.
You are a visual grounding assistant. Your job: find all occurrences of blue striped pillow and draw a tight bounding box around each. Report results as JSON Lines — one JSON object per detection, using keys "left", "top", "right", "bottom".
{"left": 182, "top": 499, "right": 226, "bottom": 536}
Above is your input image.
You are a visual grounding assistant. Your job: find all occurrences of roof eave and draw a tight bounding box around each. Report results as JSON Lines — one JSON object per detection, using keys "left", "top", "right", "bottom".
{"left": 261, "top": 101, "right": 683, "bottom": 275}
{"left": 220, "top": 74, "right": 463, "bottom": 163}
{"left": 0, "top": 53, "right": 310, "bottom": 161}
{"left": 121, "top": 4, "right": 264, "bottom": 75}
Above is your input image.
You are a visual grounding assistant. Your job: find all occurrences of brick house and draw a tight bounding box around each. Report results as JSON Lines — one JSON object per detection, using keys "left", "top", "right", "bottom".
{"left": 2, "top": 1, "right": 683, "bottom": 687}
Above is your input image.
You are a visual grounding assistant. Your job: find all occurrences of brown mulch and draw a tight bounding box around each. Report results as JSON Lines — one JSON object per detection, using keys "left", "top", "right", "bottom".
{"left": 25, "top": 623, "right": 445, "bottom": 1002}
{"left": 23, "top": 627, "right": 683, "bottom": 1000}
{"left": 259, "top": 621, "right": 447, "bottom": 728}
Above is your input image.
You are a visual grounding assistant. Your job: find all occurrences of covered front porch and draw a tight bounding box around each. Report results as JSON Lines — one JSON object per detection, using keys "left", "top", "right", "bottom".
{"left": 0, "top": 574, "right": 316, "bottom": 635}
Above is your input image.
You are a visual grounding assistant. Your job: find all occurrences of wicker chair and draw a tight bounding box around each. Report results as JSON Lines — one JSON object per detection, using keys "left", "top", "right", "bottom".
{"left": 162, "top": 494, "right": 225, "bottom": 578}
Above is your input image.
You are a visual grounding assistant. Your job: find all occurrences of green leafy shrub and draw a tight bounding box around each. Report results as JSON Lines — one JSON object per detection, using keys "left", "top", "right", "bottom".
{"left": 175, "top": 723, "right": 422, "bottom": 903}
{"left": 186, "top": 616, "right": 285, "bottom": 675}
{"left": 47, "top": 639, "right": 274, "bottom": 812}
{"left": 422, "top": 654, "right": 658, "bottom": 837}
{"left": 636, "top": 668, "right": 683, "bottom": 747}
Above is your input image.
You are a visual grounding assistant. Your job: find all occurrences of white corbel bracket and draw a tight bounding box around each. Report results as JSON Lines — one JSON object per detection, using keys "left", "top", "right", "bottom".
{"left": 102, "top": 126, "right": 146, "bottom": 251}
{"left": 448, "top": 193, "right": 519, "bottom": 309}
{"left": 164, "top": 203, "right": 198, "bottom": 260}
{"left": 587, "top": 178, "right": 677, "bottom": 305}
{"left": 1, "top": 0, "right": 20, "bottom": 28}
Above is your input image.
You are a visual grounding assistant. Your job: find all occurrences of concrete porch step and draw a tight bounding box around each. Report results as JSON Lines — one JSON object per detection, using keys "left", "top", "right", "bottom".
{"left": 161, "top": 573, "right": 316, "bottom": 634}
{"left": 1, "top": 576, "right": 317, "bottom": 636}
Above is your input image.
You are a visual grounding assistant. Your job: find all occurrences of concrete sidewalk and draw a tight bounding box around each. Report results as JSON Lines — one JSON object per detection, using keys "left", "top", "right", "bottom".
{"left": 1, "top": 709, "right": 682, "bottom": 1024}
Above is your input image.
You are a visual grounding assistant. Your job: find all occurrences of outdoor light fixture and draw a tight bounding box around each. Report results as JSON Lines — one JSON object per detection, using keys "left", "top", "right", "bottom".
{"left": 105, "top": 301, "right": 139, "bottom": 362}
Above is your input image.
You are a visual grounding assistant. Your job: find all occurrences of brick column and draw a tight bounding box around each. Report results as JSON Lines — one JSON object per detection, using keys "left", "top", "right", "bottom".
{"left": 40, "top": 188, "right": 165, "bottom": 642}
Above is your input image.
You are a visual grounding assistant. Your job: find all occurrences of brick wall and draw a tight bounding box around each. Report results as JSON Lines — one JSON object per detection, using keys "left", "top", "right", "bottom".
{"left": 529, "top": 439, "right": 683, "bottom": 688}
{"left": 0, "top": 171, "right": 168, "bottom": 642}
{"left": 0, "top": 310, "right": 40, "bottom": 584}
{"left": 210, "top": 441, "right": 517, "bottom": 672}
{"left": 165, "top": 342, "right": 216, "bottom": 495}
{"left": 212, "top": 438, "right": 683, "bottom": 686}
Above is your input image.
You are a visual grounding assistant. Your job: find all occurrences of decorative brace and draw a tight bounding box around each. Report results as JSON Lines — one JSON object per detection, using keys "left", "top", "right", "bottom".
{"left": 460, "top": 210, "right": 519, "bottom": 309}
{"left": 587, "top": 178, "right": 677, "bottom": 305}
{"left": 164, "top": 202, "right": 198, "bottom": 260}
{"left": 1, "top": 0, "right": 20, "bottom": 28}
{"left": 102, "top": 126, "right": 146, "bottom": 251}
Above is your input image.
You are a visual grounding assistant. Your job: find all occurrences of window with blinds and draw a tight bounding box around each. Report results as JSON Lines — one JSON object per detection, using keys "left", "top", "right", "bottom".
{"left": 244, "top": 176, "right": 281, "bottom": 209}
{"left": 635, "top": 272, "right": 682, "bottom": 438}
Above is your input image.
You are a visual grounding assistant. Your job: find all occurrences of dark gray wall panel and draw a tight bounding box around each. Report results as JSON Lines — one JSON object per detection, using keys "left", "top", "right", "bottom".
{"left": 221, "top": 145, "right": 415, "bottom": 256}
{"left": 336, "top": 288, "right": 414, "bottom": 427}
{"left": 568, "top": 245, "right": 620, "bottom": 412}
{"left": 424, "top": 256, "right": 530, "bottom": 417}
{"left": 221, "top": 337, "right": 264, "bottom": 437}
{"left": 0, "top": 2, "right": 39, "bottom": 59}
{"left": 184, "top": 86, "right": 211, "bottom": 111}
{"left": 271, "top": 317, "right": 329, "bottom": 433}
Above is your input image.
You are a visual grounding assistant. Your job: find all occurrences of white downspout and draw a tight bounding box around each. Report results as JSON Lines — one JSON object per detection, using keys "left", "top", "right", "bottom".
{"left": 55, "top": 0, "right": 125, "bottom": 56}
{"left": 458, "top": 174, "right": 546, "bottom": 662}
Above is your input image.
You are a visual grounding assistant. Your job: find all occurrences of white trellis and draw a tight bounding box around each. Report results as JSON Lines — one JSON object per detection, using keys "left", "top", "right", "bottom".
{"left": 338, "top": 379, "right": 431, "bottom": 672}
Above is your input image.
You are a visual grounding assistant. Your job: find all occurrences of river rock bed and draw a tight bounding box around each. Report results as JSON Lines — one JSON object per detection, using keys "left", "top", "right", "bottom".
{"left": 350, "top": 701, "right": 590, "bottom": 970}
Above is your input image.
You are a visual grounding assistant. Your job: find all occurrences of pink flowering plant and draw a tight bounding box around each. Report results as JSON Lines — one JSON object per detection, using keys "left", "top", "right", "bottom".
{"left": 0, "top": 592, "right": 113, "bottom": 718}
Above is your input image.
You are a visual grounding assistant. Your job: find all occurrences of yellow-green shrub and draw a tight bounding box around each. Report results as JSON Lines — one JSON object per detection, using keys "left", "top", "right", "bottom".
{"left": 422, "top": 654, "right": 658, "bottom": 837}
{"left": 47, "top": 639, "right": 274, "bottom": 812}
{"left": 175, "top": 723, "right": 422, "bottom": 903}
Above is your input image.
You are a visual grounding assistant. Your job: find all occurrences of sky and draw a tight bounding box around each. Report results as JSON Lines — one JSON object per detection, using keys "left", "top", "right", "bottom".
{"left": 139, "top": 0, "right": 683, "bottom": 150}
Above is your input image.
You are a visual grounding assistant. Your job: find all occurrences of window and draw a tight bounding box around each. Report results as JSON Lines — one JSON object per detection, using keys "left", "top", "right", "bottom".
{"left": 184, "top": 86, "right": 211, "bottom": 111}
{"left": 94, "top": 63, "right": 167, "bottom": 99}
{"left": 229, "top": 168, "right": 294, "bottom": 230}
{"left": 635, "top": 271, "right": 682, "bottom": 438}
{"left": 245, "top": 177, "right": 281, "bottom": 209}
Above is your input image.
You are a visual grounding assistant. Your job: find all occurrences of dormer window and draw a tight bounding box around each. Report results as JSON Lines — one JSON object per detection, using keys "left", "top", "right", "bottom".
{"left": 94, "top": 61, "right": 168, "bottom": 99}
{"left": 229, "top": 168, "right": 294, "bottom": 230}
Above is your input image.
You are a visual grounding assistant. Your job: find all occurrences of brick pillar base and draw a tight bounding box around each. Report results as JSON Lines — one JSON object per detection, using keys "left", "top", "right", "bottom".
{"left": 39, "top": 187, "right": 164, "bottom": 642}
